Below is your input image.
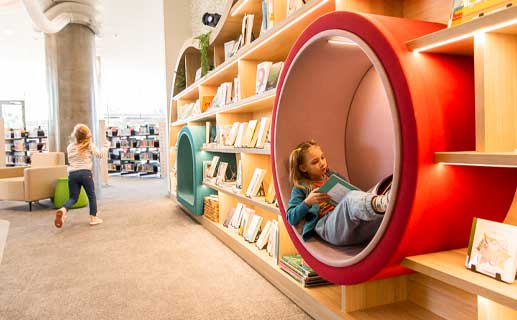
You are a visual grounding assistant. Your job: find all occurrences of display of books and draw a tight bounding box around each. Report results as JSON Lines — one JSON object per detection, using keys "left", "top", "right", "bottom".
{"left": 449, "top": 0, "right": 514, "bottom": 27}
{"left": 280, "top": 254, "right": 331, "bottom": 287}
{"left": 466, "top": 218, "right": 517, "bottom": 283}
{"left": 255, "top": 117, "right": 271, "bottom": 149}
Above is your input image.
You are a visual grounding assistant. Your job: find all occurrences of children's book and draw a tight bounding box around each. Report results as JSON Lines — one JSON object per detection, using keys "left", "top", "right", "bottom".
{"left": 265, "top": 61, "right": 284, "bottom": 91}
{"left": 256, "top": 61, "right": 273, "bottom": 94}
{"left": 223, "top": 208, "right": 235, "bottom": 228}
{"left": 318, "top": 174, "right": 359, "bottom": 205}
{"left": 466, "top": 218, "right": 517, "bottom": 283}
{"left": 207, "top": 156, "right": 220, "bottom": 178}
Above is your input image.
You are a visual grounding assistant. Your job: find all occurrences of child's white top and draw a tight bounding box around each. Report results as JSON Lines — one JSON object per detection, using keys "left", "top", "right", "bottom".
{"left": 67, "top": 143, "right": 107, "bottom": 172}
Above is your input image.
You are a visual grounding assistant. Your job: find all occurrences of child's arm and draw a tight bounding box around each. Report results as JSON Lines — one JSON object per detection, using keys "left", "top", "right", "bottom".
{"left": 91, "top": 143, "right": 109, "bottom": 159}
{"left": 286, "top": 187, "right": 311, "bottom": 225}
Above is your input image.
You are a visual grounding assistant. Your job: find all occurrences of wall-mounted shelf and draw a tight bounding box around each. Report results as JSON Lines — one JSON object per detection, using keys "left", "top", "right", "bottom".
{"left": 203, "top": 181, "right": 279, "bottom": 215}
{"left": 402, "top": 248, "right": 517, "bottom": 310}
{"left": 202, "top": 146, "right": 270, "bottom": 155}
{"left": 172, "top": 89, "right": 275, "bottom": 126}
{"left": 435, "top": 151, "right": 517, "bottom": 167}
{"left": 407, "top": 5, "right": 517, "bottom": 54}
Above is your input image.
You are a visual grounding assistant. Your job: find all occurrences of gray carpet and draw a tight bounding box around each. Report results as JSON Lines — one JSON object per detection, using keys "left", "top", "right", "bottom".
{"left": 0, "top": 177, "right": 311, "bottom": 320}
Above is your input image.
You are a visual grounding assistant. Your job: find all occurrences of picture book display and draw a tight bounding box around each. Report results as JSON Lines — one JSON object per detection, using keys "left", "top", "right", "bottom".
{"left": 256, "top": 61, "right": 273, "bottom": 94}
{"left": 466, "top": 218, "right": 517, "bottom": 283}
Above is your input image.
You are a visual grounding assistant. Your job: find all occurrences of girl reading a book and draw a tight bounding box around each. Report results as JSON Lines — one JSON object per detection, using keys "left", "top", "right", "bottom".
{"left": 54, "top": 124, "right": 110, "bottom": 228}
{"left": 287, "top": 140, "right": 392, "bottom": 246}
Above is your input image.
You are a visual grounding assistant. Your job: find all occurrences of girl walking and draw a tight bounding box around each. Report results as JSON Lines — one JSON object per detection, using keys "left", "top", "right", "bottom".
{"left": 287, "top": 140, "right": 392, "bottom": 246}
{"left": 54, "top": 124, "right": 109, "bottom": 228}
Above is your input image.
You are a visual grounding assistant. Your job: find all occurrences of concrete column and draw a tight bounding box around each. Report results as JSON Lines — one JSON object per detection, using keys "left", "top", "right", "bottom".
{"left": 45, "top": 23, "right": 98, "bottom": 154}
{"left": 45, "top": 23, "right": 102, "bottom": 195}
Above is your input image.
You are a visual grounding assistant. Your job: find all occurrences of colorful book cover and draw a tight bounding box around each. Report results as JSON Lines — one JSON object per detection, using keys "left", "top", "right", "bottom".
{"left": 466, "top": 217, "right": 517, "bottom": 283}
{"left": 281, "top": 254, "right": 317, "bottom": 277}
{"left": 449, "top": 0, "right": 514, "bottom": 27}
{"left": 317, "top": 174, "right": 359, "bottom": 205}
{"left": 265, "top": 62, "right": 284, "bottom": 91}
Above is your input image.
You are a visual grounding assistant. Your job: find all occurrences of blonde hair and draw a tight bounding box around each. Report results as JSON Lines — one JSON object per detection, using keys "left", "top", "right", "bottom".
{"left": 71, "top": 124, "right": 92, "bottom": 154}
{"left": 289, "top": 139, "right": 318, "bottom": 188}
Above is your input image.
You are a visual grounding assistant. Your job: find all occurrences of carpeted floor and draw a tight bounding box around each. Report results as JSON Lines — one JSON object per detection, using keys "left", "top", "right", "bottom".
{"left": 0, "top": 177, "right": 311, "bottom": 320}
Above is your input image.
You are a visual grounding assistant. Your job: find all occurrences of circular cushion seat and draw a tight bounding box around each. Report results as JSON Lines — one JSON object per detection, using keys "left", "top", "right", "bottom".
{"left": 53, "top": 176, "right": 88, "bottom": 209}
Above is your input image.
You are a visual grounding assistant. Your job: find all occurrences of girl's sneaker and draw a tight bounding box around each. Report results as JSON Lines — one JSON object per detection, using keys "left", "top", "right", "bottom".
{"left": 89, "top": 217, "right": 103, "bottom": 226}
{"left": 372, "top": 190, "right": 390, "bottom": 213}
{"left": 54, "top": 208, "right": 67, "bottom": 228}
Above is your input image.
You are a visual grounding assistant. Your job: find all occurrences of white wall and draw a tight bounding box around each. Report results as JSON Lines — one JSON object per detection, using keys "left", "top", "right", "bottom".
{"left": 190, "top": 0, "right": 227, "bottom": 37}
{"left": 99, "top": 0, "right": 167, "bottom": 120}
{"left": 0, "top": 5, "right": 48, "bottom": 127}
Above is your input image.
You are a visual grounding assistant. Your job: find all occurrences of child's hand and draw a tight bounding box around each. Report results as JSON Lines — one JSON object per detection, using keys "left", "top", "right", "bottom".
{"left": 304, "top": 188, "right": 331, "bottom": 207}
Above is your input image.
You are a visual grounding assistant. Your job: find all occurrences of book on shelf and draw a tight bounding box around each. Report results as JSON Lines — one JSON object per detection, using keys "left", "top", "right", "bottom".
{"left": 207, "top": 156, "right": 220, "bottom": 178}
{"left": 195, "top": 67, "right": 202, "bottom": 82}
{"left": 226, "top": 122, "right": 240, "bottom": 146}
{"left": 287, "top": 0, "right": 307, "bottom": 16}
{"left": 255, "top": 117, "right": 271, "bottom": 149}
{"left": 201, "top": 96, "right": 214, "bottom": 113}
{"left": 234, "top": 122, "right": 248, "bottom": 147}
{"left": 265, "top": 176, "right": 276, "bottom": 204}
{"left": 242, "top": 120, "right": 258, "bottom": 148}
{"left": 216, "top": 124, "right": 232, "bottom": 146}
{"left": 230, "top": 34, "right": 243, "bottom": 58}
{"left": 449, "top": 0, "right": 514, "bottom": 27}
{"left": 205, "top": 122, "right": 211, "bottom": 144}
{"left": 216, "top": 162, "right": 228, "bottom": 185}
{"left": 280, "top": 254, "right": 331, "bottom": 287}
{"left": 245, "top": 214, "right": 263, "bottom": 243}
{"left": 224, "top": 40, "right": 236, "bottom": 61}
{"left": 230, "top": 203, "right": 245, "bottom": 230}
{"left": 242, "top": 14, "right": 255, "bottom": 46}
{"left": 245, "top": 168, "right": 267, "bottom": 198}
{"left": 466, "top": 217, "right": 517, "bottom": 283}
{"left": 260, "top": 0, "right": 268, "bottom": 36}
{"left": 233, "top": 76, "right": 240, "bottom": 102}
{"left": 265, "top": 61, "right": 284, "bottom": 91}
{"left": 238, "top": 208, "right": 251, "bottom": 236}
{"left": 256, "top": 220, "right": 272, "bottom": 249}
{"left": 256, "top": 61, "right": 273, "bottom": 94}
{"left": 223, "top": 208, "right": 235, "bottom": 228}
{"left": 235, "top": 160, "right": 243, "bottom": 190}
{"left": 211, "top": 82, "right": 232, "bottom": 109}
{"left": 266, "top": 220, "right": 279, "bottom": 260}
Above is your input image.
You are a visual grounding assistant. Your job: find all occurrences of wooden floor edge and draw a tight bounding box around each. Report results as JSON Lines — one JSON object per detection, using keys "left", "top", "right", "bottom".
{"left": 198, "top": 216, "right": 344, "bottom": 320}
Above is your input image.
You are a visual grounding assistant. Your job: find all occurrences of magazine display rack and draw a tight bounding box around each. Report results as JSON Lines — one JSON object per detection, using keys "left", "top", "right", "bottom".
{"left": 169, "top": 0, "right": 517, "bottom": 318}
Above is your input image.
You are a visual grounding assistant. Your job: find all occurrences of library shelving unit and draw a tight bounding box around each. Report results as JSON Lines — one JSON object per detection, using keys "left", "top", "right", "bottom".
{"left": 3, "top": 128, "right": 48, "bottom": 167}
{"left": 168, "top": 0, "right": 517, "bottom": 319}
{"left": 106, "top": 125, "right": 162, "bottom": 177}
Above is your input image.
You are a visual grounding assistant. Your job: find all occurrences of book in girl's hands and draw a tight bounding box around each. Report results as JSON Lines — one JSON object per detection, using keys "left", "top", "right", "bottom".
{"left": 317, "top": 174, "right": 359, "bottom": 205}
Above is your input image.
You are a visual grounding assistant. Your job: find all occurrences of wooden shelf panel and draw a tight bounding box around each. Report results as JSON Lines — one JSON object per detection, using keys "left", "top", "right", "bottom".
{"left": 202, "top": 60, "right": 240, "bottom": 87}
{"left": 171, "top": 89, "right": 275, "bottom": 127}
{"left": 174, "top": 84, "right": 199, "bottom": 101}
{"left": 202, "top": 146, "right": 271, "bottom": 155}
{"left": 402, "top": 249, "right": 517, "bottom": 310}
{"left": 203, "top": 181, "right": 279, "bottom": 214}
{"left": 407, "top": 6, "right": 517, "bottom": 54}
{"left": 435, "top": 151, "right": 517, "bottom": 167}
{"left": 240, "top": 0, "right": 335, "bottom": 62}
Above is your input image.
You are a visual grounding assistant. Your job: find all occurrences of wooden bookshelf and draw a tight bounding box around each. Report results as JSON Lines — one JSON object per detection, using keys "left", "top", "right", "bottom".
{"left": 406, "top": 5, "right": 517, "bottom": 55}
{"left": 402, "top": 249, "right": 517, "bottom": 310}
{"left": 435, "top": 152, "right": 517, "bottom": 167}
{"left": 203, "top": 181, "right": 279, "bottom": 214}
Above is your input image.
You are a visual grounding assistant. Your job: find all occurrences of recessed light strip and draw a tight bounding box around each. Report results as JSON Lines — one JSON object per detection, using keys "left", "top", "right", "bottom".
{"left": 414, "top": 18, "right": 517, "bottom": 53}
{"left": 438, "top": 162, "right": 517, "bottom": 168}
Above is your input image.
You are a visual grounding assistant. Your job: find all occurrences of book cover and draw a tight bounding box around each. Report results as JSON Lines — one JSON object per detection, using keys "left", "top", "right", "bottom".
{"left": 466, "top": 218, "right": 517, "bottom": 283}
{"left": 318, "top": 174, "right": 359, "bottom": 205}
{"left": 226, "top": 122, "right": 240, "bottom": 146}
{"left": 265, "top": 176, "right": 276, "bottom": 204}
{"left": 255, "top": 117, "right": 271, "bottom": 149}
{"left": 207, "top": 156, "right": 220, "bottom": 178}
{"left": 233, "top": 76, "right": 240, "bottom": 102}
{"left": 235, "top": 160, "right": 243, "bottom": 190}
{"left": 239, "top": 209, "right": 251, "bottom": 236}
{"left": 281, "top": 254, "right": 317, "bottom": 277}
{"left": 265, "top": 61, "right": 284, "bottom": 91}
{"left": 256, "top": 220, "right": 272, "bottom": 249}
{"left": 260, "top": 0, "right": 268, "bottom": 36}
{"left": 224, "top": 40, "right": 235, "bottom": 61}
{"left": 245, "top": 214, "right": 263, "bottom": 242}
{"left": 230, "top": 203, "right": 245, "bottom": 229}
{"left": 245, "top": 168, "right": 266, "bottom": 197}
{"left": 234, "top": 122, "right": 248, "bottom": 147}
{"left": 256, "top": 61, "right": 273, "bottom": 94}
{"left": 242, "top": 120, "right": 258, "bottom": 148}
{"left": 216, "top": 162, "right": 228, "bottom": 185}
{"left": 223, "top": 208, "right": 235, "bottom": 228}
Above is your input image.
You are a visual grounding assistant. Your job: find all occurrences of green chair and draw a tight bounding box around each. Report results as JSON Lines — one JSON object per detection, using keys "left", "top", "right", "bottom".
{"left": 53, "top": 176, "right": 88, "bottom": 209}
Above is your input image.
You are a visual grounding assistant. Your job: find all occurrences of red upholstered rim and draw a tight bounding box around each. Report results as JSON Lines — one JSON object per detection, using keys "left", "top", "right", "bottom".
{"left": 272, "top": 12, "right": 430, "bottom": 284}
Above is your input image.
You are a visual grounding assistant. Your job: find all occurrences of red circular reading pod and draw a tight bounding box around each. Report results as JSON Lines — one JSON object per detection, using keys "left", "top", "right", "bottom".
{"left": 271, "top": 11, "right": 517, "bottom": 285}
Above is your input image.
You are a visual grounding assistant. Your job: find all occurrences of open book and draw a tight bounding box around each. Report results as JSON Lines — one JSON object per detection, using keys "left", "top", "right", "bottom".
{"left": 317, "top": 174, "right": 358, "bottom": 205}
